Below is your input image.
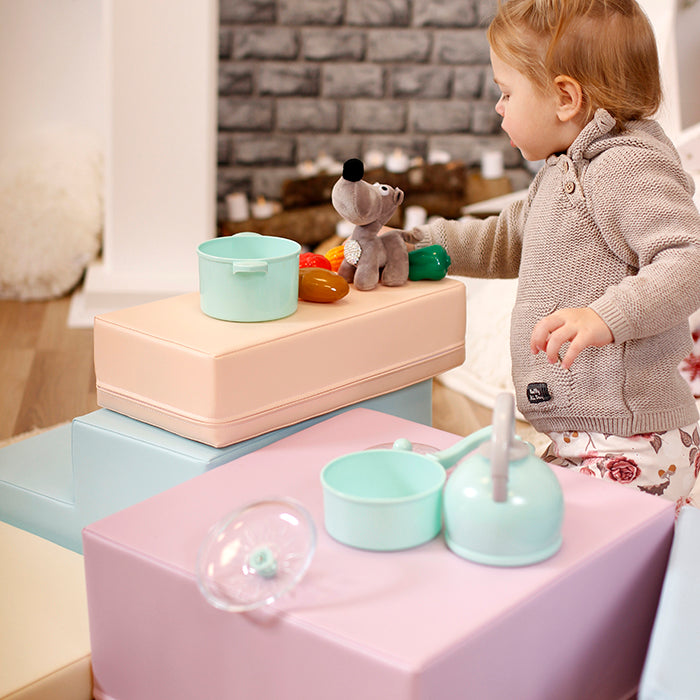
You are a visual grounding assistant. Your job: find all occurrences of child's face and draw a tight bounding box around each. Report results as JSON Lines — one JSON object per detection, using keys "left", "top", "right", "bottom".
{"left": 490, "top": 50, "right": 577, "bottom": 161}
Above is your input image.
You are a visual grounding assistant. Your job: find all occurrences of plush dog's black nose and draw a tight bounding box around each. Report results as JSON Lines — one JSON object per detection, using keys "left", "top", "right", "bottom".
{"left": 342, "top": 158, "right": 364, "bottom": 182}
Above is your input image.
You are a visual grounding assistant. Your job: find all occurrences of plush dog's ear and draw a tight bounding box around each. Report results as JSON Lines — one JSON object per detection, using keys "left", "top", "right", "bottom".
{"left": 331, "top": 159, "right": 376, "bottom": 225}
{"left": 342, "top": 158, "right": 364, "bottom": 182}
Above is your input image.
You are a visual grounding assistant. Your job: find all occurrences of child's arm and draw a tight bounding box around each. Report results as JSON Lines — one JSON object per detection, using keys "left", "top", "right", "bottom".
{"left": 540, "top": 143, "right": 700, "bottom": 370}
{"left": 584, "top": 146, "right": 700, "bottom": 344}
{"left": 530, "top": 307, "right": 614, "bottom": 370}
{"left": 407, "top": 197, "right": 528, "bottom": 278}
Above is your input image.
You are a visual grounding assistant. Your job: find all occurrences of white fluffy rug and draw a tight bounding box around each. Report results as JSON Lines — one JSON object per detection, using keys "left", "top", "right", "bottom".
{"left": 0, "top": 127, "right": 103, "bottom": 300}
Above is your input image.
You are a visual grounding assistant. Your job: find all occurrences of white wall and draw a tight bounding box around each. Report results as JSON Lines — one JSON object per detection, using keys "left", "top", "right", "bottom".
{"left": 103, "top": 0, "right": 218, "bottom": 279}
{"left": 0, "top": 0, "right": 104, "bottom": 156}
{"left": 677, "top": 0, "right": 700, "bottom": 131}
{"left": 0, "top": 0, "right": 218, "bottom": 326}
{"left": 638, "top": 0, "right": 700, "bottom": 140}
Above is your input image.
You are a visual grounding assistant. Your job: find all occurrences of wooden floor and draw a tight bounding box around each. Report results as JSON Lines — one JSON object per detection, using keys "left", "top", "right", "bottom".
{"left": 0, "top": 292, "right": 492, "bottom": 443}
{"left": 0, "top": 295, "right": 99, "bottom": 441}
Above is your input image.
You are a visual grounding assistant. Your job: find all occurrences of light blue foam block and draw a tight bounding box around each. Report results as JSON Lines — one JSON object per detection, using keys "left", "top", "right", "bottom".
{"left": 0, "top": 380, "right": 432, "bottom": 552}
{"left": 0, "top": 423, "right": 78, "bottom": 548}
{"left": 639, "top": 505, "right": 700, "bottom": 700}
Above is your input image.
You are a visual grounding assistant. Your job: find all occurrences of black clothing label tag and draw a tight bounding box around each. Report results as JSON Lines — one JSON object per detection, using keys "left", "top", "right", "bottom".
{"left": 527, "top": 382, "right": 552, "bottom": 404}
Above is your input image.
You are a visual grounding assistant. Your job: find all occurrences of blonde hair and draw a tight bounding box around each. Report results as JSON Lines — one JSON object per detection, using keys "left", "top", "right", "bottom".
{"left": 487, "top": 0, "right": 661, "bottom": 130}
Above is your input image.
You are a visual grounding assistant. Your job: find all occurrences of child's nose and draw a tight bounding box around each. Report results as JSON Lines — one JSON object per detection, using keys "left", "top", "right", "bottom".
{"left": 495, "top": 97, "right": 505, "bottom": 117}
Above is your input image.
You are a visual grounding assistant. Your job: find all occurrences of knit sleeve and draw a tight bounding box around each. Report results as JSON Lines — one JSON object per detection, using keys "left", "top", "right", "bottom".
{"left": 586, "top": 145, "right": 700, "bottom": 343}
{"left": 411, "top": 196, "right": 528, "bottom": 279}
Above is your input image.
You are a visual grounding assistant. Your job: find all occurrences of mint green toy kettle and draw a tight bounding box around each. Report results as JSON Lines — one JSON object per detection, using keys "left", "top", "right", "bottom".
{"left": 443, "top": 393, "right": 564, "bottom": 566}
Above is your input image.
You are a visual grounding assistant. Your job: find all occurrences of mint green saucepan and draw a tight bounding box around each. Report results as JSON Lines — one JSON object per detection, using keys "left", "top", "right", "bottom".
{"left": 320, "top": 393, "right": 565, "bottom": 566}
{"left": 198, "top": 232, "right": 301, "bottom": 322}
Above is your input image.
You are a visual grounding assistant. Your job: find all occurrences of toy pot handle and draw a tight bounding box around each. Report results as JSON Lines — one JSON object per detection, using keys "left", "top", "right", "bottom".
{"left": 229, "top": 232, "right": 268, "bottom": 274}
{"left": 430, "top": 425, "right": 493, "bottom": 470}
{"left": 232, "top": 232, "right": 261, "bottom": 239}
{"left": 231, "top": 260, "right": 268, "bottom": 274}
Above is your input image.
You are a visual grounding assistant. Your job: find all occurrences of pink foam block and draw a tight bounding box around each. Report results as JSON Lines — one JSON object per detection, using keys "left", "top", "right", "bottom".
{"left": 83, "top": 408, "right": 674, "bottom": 700}
{"left": 94, "top": 279, "right": 466, "bottom": 447}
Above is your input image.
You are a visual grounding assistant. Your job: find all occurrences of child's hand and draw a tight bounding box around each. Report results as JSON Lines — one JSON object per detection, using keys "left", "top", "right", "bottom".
{"left": 381, "top": 226, "right": 424, "bottom": 250}
{"left": 530, "top": 308, "right": 613, "bottom": 370}
{"left": 399, "top": 228, "right": 425, "bottom": 244}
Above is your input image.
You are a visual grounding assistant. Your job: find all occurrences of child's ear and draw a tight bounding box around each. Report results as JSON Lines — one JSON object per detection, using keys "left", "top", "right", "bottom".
{"left": 553, "top": 75, "right": 584, "bottom": 123}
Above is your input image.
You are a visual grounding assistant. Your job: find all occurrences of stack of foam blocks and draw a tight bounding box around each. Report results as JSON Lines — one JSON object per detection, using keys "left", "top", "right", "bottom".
{"left": 0, "top": 279, "right": 466, "bottom": 699}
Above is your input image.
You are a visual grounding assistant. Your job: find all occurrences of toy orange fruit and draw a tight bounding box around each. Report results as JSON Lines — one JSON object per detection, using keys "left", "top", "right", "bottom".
{"left": 324, "top": 244, "right": 345, "bottom": 272}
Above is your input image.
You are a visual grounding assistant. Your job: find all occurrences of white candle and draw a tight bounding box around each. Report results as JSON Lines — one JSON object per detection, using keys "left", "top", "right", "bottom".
{"left": 481, "top": 149, "right": 504, "bottom": 179}
{"left": 404, "top": 205, "right": 428, "bottom": 230}
{"left": 251, "top": 196, "right": 275, "bottom": 219}
{"left": 408, "top": 159, "right": 425, "bottom": 186}
{"left": 326, "top": 159, "right": 344, "bottom": 175}
{"left": 428, "top": 149, "right": 451, "bottom": 165}
{"left": 297, "top": 160, "right": 318, "bottom": 177}
{"left": 364, "top": 149, "right": 385, "bottom": 169}
{"left": 315, "top": 151, "right": 335, "bottom": 172}
{"left": 336, "top": 219, "right": 355, "bottom": 238}
{"left": 526, "top": 159, "right": 545, "bottom": 174}
{"left": 385, "top": 148, "right": 409, "bottom": 173}
{"left": 225, "top": 192, "right": 249, "bottom": 222}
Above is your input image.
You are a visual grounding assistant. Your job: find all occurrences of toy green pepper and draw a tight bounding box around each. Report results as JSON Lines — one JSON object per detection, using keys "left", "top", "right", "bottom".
{"left": 408, "top": 245, "right": 451, "bottom": 281}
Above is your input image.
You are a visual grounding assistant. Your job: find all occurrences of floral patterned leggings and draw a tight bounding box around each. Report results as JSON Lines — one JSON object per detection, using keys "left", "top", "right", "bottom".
{"left": 542, "top": 424, "right": 700, "bottom": 513}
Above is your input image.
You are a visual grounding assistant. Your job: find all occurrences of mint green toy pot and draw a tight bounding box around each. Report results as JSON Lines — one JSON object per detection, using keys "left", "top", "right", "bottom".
{"left": 197, "top": 232, "right": 301, "bottom": 322}
{"left": 321, "top": 449, "right": 447, "bottom": 551}
{"left": 320, "top": 429, "right": 492, "bottom": 552}
{"left": 321, "top": 394, "right": 565, "bottom": 563}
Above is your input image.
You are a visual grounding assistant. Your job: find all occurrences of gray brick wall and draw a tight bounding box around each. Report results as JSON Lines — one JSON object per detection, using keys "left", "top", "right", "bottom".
{"left": 218, "top": 0, "right": 525, "bottom": 216}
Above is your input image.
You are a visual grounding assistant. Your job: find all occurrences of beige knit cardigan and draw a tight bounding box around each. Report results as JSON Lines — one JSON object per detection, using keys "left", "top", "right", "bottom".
{"left": 416, "top": 110, "right": 700, "bottom": 436}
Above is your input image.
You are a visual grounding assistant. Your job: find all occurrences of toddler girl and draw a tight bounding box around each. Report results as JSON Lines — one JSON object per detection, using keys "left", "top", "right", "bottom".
{"left": 410, "top": 0, "right": 700, "bottom": 509}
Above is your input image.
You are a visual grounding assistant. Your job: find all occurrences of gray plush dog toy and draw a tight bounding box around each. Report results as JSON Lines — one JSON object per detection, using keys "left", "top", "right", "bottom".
{"left": 331, "top": 158, "right": 421, "bottom": 291}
